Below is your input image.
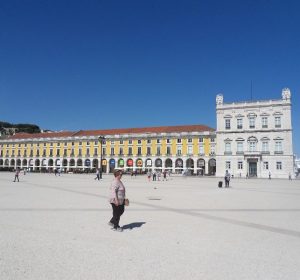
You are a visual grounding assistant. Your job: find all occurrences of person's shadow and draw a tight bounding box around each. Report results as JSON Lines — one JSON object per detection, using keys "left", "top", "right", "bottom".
{"left": 122, "top": 222, "right": 146, "bottom": 230}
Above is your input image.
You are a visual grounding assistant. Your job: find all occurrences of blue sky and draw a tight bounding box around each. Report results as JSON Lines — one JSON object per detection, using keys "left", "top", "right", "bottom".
{"left": 0, "top": 0, "right": 299, "bottom": 155}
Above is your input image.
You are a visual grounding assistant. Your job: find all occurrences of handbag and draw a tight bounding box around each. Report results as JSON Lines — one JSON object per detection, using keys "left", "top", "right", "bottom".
{"left": 124, "top": 198, "right": 129, "bottom": 206}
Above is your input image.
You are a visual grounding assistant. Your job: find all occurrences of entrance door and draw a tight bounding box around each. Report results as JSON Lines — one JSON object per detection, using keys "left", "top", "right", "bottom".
{"left": 249, "top": 162, "right": 257, "bottom": 177}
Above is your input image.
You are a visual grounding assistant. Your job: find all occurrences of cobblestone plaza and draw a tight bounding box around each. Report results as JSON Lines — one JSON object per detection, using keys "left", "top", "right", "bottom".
{"left": 1, "top": 172, "right": 300, "bottom": 279}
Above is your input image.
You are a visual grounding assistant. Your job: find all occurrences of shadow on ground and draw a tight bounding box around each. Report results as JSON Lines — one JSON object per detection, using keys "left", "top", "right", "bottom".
{"left": 122, "top": 222, "right": 146, "bottom": 230}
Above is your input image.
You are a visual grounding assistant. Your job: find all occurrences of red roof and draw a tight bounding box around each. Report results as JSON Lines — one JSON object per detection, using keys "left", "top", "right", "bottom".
{"left": 74, "top": 124, "right": 214, "bottom": 136}
{"left": 6, "top": 124, "right": 214, "bottom": 140}
{"left": 7, "top": 131, "right": 75, "bottom": 140}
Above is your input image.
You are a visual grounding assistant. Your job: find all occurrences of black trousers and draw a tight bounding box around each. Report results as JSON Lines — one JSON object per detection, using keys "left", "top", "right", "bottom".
{"left": 110, "top": 203, "right": 125, "bottom": 228}
{"left": 14, "top": 175, "right": 19, "bottom": 182}
{"left": 225, "top": 179, "right": 229, "bottom": 187}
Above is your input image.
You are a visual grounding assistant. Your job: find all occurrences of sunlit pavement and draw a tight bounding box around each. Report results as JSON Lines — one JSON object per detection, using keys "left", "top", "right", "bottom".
{"left": 1, "top": 172, "right": 300, "bottom": 280}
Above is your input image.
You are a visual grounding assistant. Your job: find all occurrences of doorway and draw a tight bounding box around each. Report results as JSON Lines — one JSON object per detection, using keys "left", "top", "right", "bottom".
{"left": 248, "top": 161, "right": 257, "bottom": 177}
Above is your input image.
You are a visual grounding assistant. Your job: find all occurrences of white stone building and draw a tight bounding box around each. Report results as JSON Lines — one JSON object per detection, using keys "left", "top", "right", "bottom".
{"left": 215, "top": 88, "right": 294, "bottom": 179}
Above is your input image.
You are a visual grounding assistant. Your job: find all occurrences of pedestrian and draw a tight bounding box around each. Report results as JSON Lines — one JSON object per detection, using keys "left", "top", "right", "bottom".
{"left": 224, "top": 170, "right": 230, "bottom": 187}
{"left": 94, "top": 168, "right": 100, "bottom": 180}
{"left": 131, "top": 170, "right": 134, "bottom": 178}
{"left": 269, "top": 172, "right": 271, "bottom": 180}
{"left": 54, "top": 169, "right": 58, "bottom": 176}
{"left": 152, "top": 171, "right": 156, "bottom": 181}
{"left": 163, "top": 170, "right": 167, "bottom": 181}
{"left": 108, "top": 170, "right": 126, "bottom": 232}
{"left": 147, "top": 171, "right": 151, "bottom": 182}
{"left": 13, "top": 168, "right": 20, "bottom": 182}
{"left": 157, "top": 171, "right": 161, "bottom": 181}
{"left": 289, "top": 173, "right": 292, "bottom": 180}
{"left": 23, "top": 168, "right": 26, "bottom": 175}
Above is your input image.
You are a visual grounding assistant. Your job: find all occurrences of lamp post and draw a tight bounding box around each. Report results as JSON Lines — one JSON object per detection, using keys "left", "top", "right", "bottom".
{"left": 98, "top": 136, "right": 105, "bottom": 179}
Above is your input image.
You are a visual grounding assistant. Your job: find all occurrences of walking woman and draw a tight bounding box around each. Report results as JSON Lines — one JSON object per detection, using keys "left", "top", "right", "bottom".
{"left": 108, "top": 170, "right": 126, "bottom": 232}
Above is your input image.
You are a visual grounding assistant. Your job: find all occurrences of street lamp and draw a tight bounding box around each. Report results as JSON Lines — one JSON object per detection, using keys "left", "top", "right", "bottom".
{"left": 98, "top": 136, "right": 105, "bottom": 179}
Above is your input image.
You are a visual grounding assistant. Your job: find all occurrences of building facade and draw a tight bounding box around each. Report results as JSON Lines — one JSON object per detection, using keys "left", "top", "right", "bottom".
{"left": 215, "top": 88, "right": 294, "bottom": 179}
{"left": 0, "top": 125, "right": 217, "bottom": 175}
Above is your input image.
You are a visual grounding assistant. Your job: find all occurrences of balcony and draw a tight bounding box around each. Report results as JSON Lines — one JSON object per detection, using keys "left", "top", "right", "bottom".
{"left": 236, "top": 151, "right": 244, "bottom": 155}
{"left": 224, "top": 151, "right": 232, "bottom": 155}
{"left": 243, "top": 151, "right": 262, "bottom": 159}
{"left": 274, "top": 151, "right": 283, "bottom": 155}
{"left": 261, "top": 151, "right": 270, "bottom": 155}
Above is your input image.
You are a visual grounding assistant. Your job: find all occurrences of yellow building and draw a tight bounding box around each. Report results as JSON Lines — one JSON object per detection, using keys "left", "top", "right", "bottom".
{"left": 0, "top": 124, "right": 216, "bottom": 175}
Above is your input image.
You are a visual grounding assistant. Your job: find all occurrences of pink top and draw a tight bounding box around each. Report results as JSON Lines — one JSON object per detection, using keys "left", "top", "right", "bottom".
{"left": 109, "top": 178, "right": 126, "bottom": 205}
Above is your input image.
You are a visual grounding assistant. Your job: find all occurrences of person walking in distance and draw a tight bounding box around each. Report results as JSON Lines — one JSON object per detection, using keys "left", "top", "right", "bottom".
{"left": 108, "top": 170, "right": 126, "bottom": 232}
{"left": 224, "top": 170, "right": 231, "bottom": 188}
{"left": 94, "top": 168, "right": 100, "bottom": 180}
{"left": 13, "top": 168, "right": 20, "bottom": 182}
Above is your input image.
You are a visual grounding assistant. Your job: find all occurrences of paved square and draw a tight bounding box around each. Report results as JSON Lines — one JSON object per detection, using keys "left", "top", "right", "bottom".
{"left": 1, "top": 172, "right": 300, "bottom": 280}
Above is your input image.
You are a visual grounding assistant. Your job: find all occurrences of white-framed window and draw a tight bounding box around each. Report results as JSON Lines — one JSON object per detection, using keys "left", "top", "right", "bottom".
{"left": 199, "top": 137, "right": 203, "bottom": 143}
{"left": 94, "top": 148, "right": 98, "bottom": 155}
{"left": 275, "top": 116, "right": 281, "bottom": 128}
{"left": 211, "top": 138, "right": 215, "bottom": 143}
{"left": 225, "top": 119, "right": 231, "bottom": 129}
{"left": 199, "top": 145, "right": 204, "bottom": 154}
{"left": 128, "top": 147, "right": 132, "bottom": 155}
{"left": 120, "top": 140, "right": 124, "bottom": 144}
{"left": 110, "top": 148, "right": 114, "bottom": 155}
{"left": 86, "top": 148, "right": 90, "bottom": 155}
{"left": 226, "top": 161, "right": 231, "bottom": 169}
{"left": 238, "top": 161, "right": 243, "bottom": 169}
{"left": 225, "top": 142, "right": 231, "bottom": 153}
{"left": 188, "top": 138, "right": 193, "bottom": 143}
{"left": 262, "top": 117, "right": 268, "bottom": 128}
{"left": 166, "top": 139, "right": 171, "bottom": 144}
{"left": 237, "top": 142, "right": 243, "bottom": 153}
{"left": 177, "top": 148, "right": 182, "bottom": 155}
{"left": 86, "top": 142, "right": 90, "bottom": 146}
{"left": 262, "top": 141, "right": 269, "bottom": 152}
{"left": 276, "top": 161, "right": 282, "bottom": 170}
{"left": 188, "top": 146, "right": 193, "bottom": 154}
{"left": 102, "top": 148, "right": 106, "bottom": 155}
{"left": 275, "top": 141, "right": 282, "bottom": 153}
{"left": 166, "top": 146, "right": 171, "bottom": 155}
{"left": 210, "top": 145, "right": 215, "bottom": 154}
{"left": 249, "top": 117, "right": 255, "bottom": 129}
{"left": 177, "top": 139, "right": 182, "bottom": 143}
{"left": 156, "top": 147, "right": 161, "bottom": 155}
{"left": 237, "top": 118, "right": 243, "bottom": 129}
{"left": 249, "top": 141, "right": 256, "bottom": 152}
{"left": 157, "top": 139, "right": 161, "bottom": 144}
{"left": 147, "top": 147, "right": 151, "bottom": 155}
{"left": 147, "top": 139, "right": 151, "bottom": 144}
{"left": 137, "top": 147, "right": 142, "bottom": 155}
{"left": 119, "top": 147, "right": 123, "bottom": 155}
{"left": 263, "top": 162, "right": 269, "bottom": 170}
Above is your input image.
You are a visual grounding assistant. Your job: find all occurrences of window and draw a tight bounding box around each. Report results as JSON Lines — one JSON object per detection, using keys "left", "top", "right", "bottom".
{"left": 188, "top": 138, "right": 193, "bottom": 143}
{"left": 157, "top": 147, "right": 161, "bottom": 155}
{"left": 199, "top": 137, "right": 203, "bottom": 143}
{"left": 49, "top": 149, "right": 53, "bottom": 157}
{"left": 17, "top": 150, "right": 21, "bottom": 156}
{"left": 78, "top": 149, "right": 82, "bottom": 156}
{"left": 56, "top": 149, "right": 60, "bottom": 156}
{"left": 43, "top": 149, "right": 46, "bottom": 156}
{"left": 94, "top": 148, "right": 98, "bottom": 155}
{"left": 120, "top": 140, "right": 123, "bottom": 144}
{"left": 57, "top": 143, "right": 60, "bottom": 147}
{"left": 166, "top": 139, "right": 171, "bottom": 144}
{"left": 119, "top": 147, "right": 123, "bottom": 155}
{"left": 275, "top": 141, "right": 282, "bottom": 153}
{"left": 64, "top": 149, "right": 67, "bottom": 156}
{"left": 110, "top": 148, "right": 114, "bottom": 156}
{"left": 249, "top": 141, "right": 256, "bottom": 152}
{"left": 177, "top": 139, "right": 181, "bottom": 143}
{"left": 12, "top": 150, "right": 15, "bottom": 156}
{"left": 147, "top": 139, "right": 151, "bottom": 144}
{"left": 128, "top": 147, "right": 132, "bottom": 155}
{"left": 137, "top": 147, "right": 142, "bottom": 155}
{"left": 94, "top": 141, "right": 98, "bottom": 145}
{"left": 275, "top": 116, "right": 281, "bottom": 128}
{"left": 157, "top": 139, "right": 161, "bottom": 144}
{"left": 188, "top": 146, "right": 193, "bottom": 154}
{"left": 137, "top": 140, "right": 141, "bottom": 144}
{"left": 177, "top": 148, "right": 182, "bottom": 155}
{"left": 238, "top": 161, "right": 243, "bottom": 169}
{"left": 50, "top": 143, "right": 53, "bottom": 147}
{"left": 102, "top": 148, "right": 106, "bottom": 155}
{"left": 44, "top": 143, "right": 47, "bottom": 147}
{"left": 199, "top": 145, "right": 204, "bottom": 154}
{"left": 147, "top": 147, "right": 151, "bottom": 155}
{"left": 225, "top": 119, "right": 231, "bottom": 129}
{"left": 86, "top": 148, "right": 90, "bottom": 155}
{"left": 262, "top": 117, "right": 268, "bottom": 128}
{"left": 225, "top": 142, "right": 231, "bottom": 153}
{"left": 263, "top": 162, "right": 269, "bottom": 170}
{"left": 276, "top": 161, "right": 282, "bottom": 170}
{"left": 128, "top": 140, "right": 132, "bottom": 144}
{"left": 79, "top": 142, "right": 82, "bottom": 146}
{"left": 166, "top": 146, "right": 171, "bottom": 155}
{"left": 262, "top": 141, "right": 269, "bottom": 152}
{"left": 86, "top": 142, "right": 90, "bottom": 146}
{"left": 249, "top": 117, "right": 255, "bottom": 129}
{"left": 237, "top": 142, "right": 243, "bottom": 153}
{"left": 226, "top": 161, "right": 231, "bottom": 170}
{"left": 211, "top": 138, "right": 215, "bottom": 143}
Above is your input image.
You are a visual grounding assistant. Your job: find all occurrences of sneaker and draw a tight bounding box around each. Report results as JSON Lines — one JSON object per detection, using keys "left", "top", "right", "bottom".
{"left": 112, "top": 227, "right": 123, "bottom": 232}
